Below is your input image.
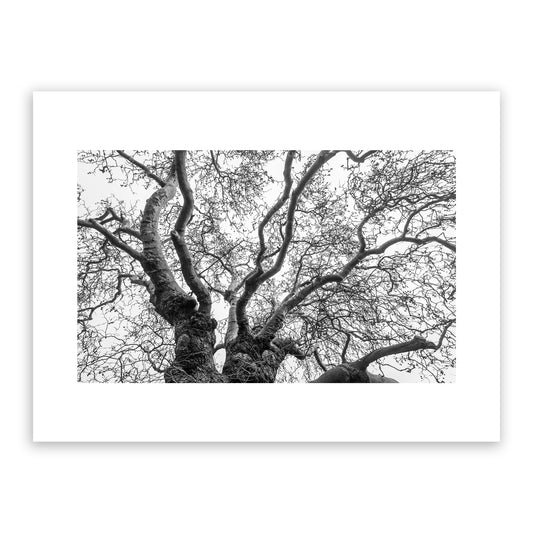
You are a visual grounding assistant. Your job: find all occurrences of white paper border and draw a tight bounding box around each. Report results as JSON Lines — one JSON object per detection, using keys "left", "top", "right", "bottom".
{"left": 33, "top": 91, "right": 500, "bottom": 441}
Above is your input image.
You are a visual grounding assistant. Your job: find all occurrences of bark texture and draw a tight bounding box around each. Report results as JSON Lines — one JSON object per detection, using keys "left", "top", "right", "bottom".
{"left": 164, "top": 313, "right": 226, "bottom": 383}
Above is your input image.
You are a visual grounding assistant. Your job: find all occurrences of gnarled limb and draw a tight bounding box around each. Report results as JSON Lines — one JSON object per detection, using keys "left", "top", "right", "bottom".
{"left": 255, "top": 150, "right": 296, "bottom": 267}
{"left": 222, "top": 333, "right": 312, "bottom": 383}
{"left": 236, "top": 150, "right": 338, "bottom": 333}
{"left": 139, "top": 160, "right": 196, "bottom": 321}
{"left": 313, "top": 336, "right": 437, "bottom": 383}
{"left": 170, "top": 150, "right": 212, "bottom": 315}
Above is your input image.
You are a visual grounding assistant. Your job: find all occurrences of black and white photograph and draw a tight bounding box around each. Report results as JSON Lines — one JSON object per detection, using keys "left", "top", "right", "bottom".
{"left": 78, "top": 149, "right": 456, "bottom": 384}
{"left": 8, "top": 0, "right": 531, "bottom": 529}
{"left": 34, "top": 91, "right": 497, "bottom": 443}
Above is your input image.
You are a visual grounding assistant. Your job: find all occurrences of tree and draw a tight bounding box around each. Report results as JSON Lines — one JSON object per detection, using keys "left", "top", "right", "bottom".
{"left": 77, "top": 150, "right": 456, "bottom": 383}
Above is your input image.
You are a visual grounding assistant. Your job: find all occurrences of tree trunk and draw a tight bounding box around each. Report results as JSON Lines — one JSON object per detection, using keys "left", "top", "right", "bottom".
{"left": 162, "top": 316, "right": 432, "bottom": 384}
{"left": 164, "top": 313, "right": 226, "bottom": 383}
{"left": 222, "top": 333, "right": 283, "bottom": 383}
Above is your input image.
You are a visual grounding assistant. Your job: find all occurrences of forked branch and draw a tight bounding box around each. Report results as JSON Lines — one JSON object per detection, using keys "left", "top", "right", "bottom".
{"left": 236, "top": 150, "right": 338, "bottom": 333}
{"left": 313, "top": 336, "right": 438, "bottom": 383}
{"left": 170, "top": 150, "right": 212, "bottom": 315}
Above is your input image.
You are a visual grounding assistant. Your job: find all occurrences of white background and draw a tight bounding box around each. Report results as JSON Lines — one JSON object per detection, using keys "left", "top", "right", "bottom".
{"left": 2, "top": 1, "right": 528, "bottom": 532}
{"left": 33, "top": 91, "right": 498, "bottom": 442}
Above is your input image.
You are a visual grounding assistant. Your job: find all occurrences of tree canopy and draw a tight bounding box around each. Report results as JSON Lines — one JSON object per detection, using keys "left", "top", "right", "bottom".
{"left": 77, "top": 150, "right": 456, "bottom": 383}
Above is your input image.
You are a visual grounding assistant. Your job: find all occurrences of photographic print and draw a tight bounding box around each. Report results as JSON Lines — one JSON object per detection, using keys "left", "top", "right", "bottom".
{"left": 35, "top": 91, "right": 498, "bottom": 441}
{"left": 78, "top": 149, "right": 456, "bottom": 384}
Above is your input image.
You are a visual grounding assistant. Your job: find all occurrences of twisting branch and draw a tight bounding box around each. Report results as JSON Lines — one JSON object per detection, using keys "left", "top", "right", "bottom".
{"left": 258, "top": 151, "right": 337, "bottom": 281}
{"left": 259, "top": 191, "right": 455, "bottom": 340}
{"left": 356, "top": 336, "right": 436, "bottom": 369}
{"left": 312, "top": 320, "right": 455, "bottom": 383}
{"left": 173, "top": 150, "right": 195, "bottom": 235}
{"left": 340, "top": 333, "right": 350, "bottom": 363}
{"left": 116, "top": 150, "right": 167, "bottom": 187}
{"left": 210, "top": 150, "right": 229, "bottom": 179}
{"left": 313, "top": 348, "right": 328, "bottom": 373}
{"left": 255, "top": 150, "right": 296, "bottom": 267}
{"left": 313, "top": 336, "right": 436, "bottom": 383}
{"left": 170, "top": 150, "right": 212, "bottom": 315}
{"left": 77, "top": 181, "right": 195, "bottom": 322}
{"left": 236, "top": 150, "right": 338, "bottom": 333}
{"left": 345, "top": 150, "right": 378, "bottom": 164}
{"left": 139, "top": 158, "right": 196, "bottom": 320}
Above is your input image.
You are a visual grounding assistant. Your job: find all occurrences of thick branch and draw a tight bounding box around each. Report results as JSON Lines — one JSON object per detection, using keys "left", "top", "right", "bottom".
{"left": 236, "top": 150, "right": 336, "bottom": 333}
{"left": 357, "top": 336, "right": 436, "bottom": 369}
{"left": 261, "top": 224, "right": 455, "bottom": 340}
{"left": 258, "top": 273, "right": 342, "bottom": 339}
{"left": 139, "top": 162, "right": 196, "bottom": 320}
{"left": 255, "top": 150, "right": 296, "bottom": 267}
{"left": 223, "top": 276, "right": 241, "bottom": 344}
{"left": 170, "top": 150, "right": 212, "bottom": 315}
{"left": 312, "top": 336, "right": 436, "bottom": 383}
{"left": 225, "top": 299, "right": 238, "bottom": 344}
{"left": 258, "top": 151, "right": 336, "bottom": 281}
